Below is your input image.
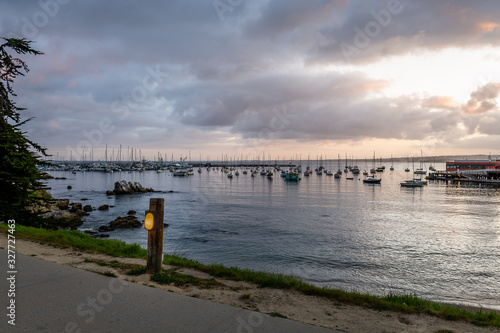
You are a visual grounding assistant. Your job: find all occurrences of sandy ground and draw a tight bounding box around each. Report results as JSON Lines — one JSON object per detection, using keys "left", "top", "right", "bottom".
{"left": 3, "top": 237, "right": 499, "bottom": 333}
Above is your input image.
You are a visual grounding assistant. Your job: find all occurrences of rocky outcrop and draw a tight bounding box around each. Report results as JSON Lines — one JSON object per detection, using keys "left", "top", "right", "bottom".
{"left": 127, "top": 210, "right": 136, "bottom": 215}
{"left": 110, "top": 216, "right": 142, "bottom": 228}
{"left": 98, "top": 204, "right": 109, "bottom": 211}
{"left": 74, "top": 209, "right": 89, "bottom": 217}
{"left": 110, "top": 180, "right": 154, "bottom": 195}
{"left": 70, "top": 203, "right": 82, "bottom": 212}
{"left": 56, "top": 199, "right": 69, "bottom": 210}
{"left": 83, "top": 205, "right": 93, "bottom": 212}
{"left": 97, "top": 216, "right": 142, "bottom": 232}
{"left": 41, "top": 210, "right": 82, "bottom": 223}
{"left": 97, "top": 225, "right": 115, "bottom": 232}
{"left": 25, "top": 190, "right": 82, "bottom": 229}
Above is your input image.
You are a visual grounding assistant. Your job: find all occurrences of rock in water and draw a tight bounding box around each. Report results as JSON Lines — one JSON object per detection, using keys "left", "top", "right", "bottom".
{"left": 70, "top": 203, "right": 82, "bottom": 212}
{"left": 98, "top": 225, "right": 115, "bottom": 232}
{"left": 95, "top": 216, "right": 141, "bottom": 233}
{"left": 109, "top": 216, "right": 142, "bottom": 229}
{"left": 98, "top": 204, "right": 110, "bottom": 211}
{"left": 112, "top": 180, "right": 133, "bottom": 194}
{"left": 74, "top": 209, "right": 89, "bottom": 217}
{"left": 83, "top": 205, "right": 93, "bottom": 212}
{"left": 111, "top": 180, "right": 153, "bottom": 194}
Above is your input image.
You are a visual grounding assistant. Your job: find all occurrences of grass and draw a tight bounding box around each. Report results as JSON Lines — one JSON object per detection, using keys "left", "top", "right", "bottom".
{"left": 163, "top": 254, "right": 305, "bottom": 289}
{"left": 2, "top": 223, "right": 499, "bottom": 328}
{"left": 84, "top": 258, "right": 146, "bottom": 275}
{"left": 151, "top": 270, "right": 222, "bottom": 288}
{"left": 127, "top": 267, "right": 147, "bottom": 276}
{"left": 162, "top": 255, "right": 500, "bottom": 327}
{"left": 0, "top": 224, "right": 147, "bottom": 258}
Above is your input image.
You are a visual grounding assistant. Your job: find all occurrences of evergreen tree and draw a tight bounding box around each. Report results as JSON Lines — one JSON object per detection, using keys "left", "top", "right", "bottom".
{"left": 0, "top": 38, "right": 47, "bottom": 225}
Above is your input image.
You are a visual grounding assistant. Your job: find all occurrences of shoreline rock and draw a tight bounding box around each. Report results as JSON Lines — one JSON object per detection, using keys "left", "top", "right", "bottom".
{"left": 98, "top": 204, "right": 109, "bottom": 211}
{"left": 109, "top": 180, "right": 154, "bottom": 195}
{"left": 25, "top": 190, "right": 83, "bottom": 229}
{"left": 98, "top": 215, "right": 142, "bottom": 232}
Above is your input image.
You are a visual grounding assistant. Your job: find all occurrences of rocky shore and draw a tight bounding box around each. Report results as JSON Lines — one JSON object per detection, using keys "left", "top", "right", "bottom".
{"left": 31, "top": 180, "right": 157, "bottom": 231}
{"left": 27, "top": 191, "right": 84, "bottom": 229}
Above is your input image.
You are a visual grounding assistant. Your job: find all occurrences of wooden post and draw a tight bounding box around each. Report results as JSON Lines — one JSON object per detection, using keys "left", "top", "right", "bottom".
{"left": 145, "top": 198, "right": 164, "bottom": 274}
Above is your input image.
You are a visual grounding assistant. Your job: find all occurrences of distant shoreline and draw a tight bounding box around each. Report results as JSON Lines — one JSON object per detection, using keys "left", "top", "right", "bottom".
{"left": 41, "top": 153, "right": 500, "bottom": 165}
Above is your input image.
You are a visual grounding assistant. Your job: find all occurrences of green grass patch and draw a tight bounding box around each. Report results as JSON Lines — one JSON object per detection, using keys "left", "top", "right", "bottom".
{"left": 0, "top": 224, "right": 147, "bottom": 258}
{"left": 127, "top": 267, "right": 147, "bottom": 276}
{"left": 163, "top": 254, "right": 304, "bottom": 289}
{"left": 83, "top": 258, "right": 146, "bottom": 276}
{"left": 382, "top": 293, "right": 500, "bottom": 327}
{"left": 162, "top": 254, "right": 500, "bottom": 328}
{"left": 151, "top": 270, "right": 222, "bottom": 288}
{"left": 83, "top": 258, "right": 144, "bottom": 271}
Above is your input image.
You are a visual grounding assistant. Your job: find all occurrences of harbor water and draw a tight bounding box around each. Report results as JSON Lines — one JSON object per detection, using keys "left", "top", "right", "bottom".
{"left": 45, "top": 162, "right": 500, "bottom": 310}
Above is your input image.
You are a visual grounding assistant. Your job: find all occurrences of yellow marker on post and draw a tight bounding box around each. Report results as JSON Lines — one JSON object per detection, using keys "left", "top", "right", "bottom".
{"left": 144, "top": 212, "right": 154, "bottom": 230}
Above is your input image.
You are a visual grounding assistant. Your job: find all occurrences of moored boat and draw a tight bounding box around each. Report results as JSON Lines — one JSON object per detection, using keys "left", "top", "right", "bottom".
{"left": 363, "top": 175, "right": 381, "bottom": 184}
{"left": 285, "top": 171, "right": 301, "bottom": 181}
{"left": 401, "top": 179, "right": 423, "bottom": 187}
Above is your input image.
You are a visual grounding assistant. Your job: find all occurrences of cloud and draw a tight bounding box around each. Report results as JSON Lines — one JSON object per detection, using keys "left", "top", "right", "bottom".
{"left": 308, "top": 0, "right": 500, "bottom": 64}
{"left": 422, "top": 96, "right": 458, "bottom": 110}
{"left": 462, "top": 82, "right": 500, "bottom": 114}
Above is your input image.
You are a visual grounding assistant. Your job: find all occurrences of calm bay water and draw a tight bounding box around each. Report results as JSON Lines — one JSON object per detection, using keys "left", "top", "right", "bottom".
{"left": 45, "top": 162, "right": 500, "bottom": 310}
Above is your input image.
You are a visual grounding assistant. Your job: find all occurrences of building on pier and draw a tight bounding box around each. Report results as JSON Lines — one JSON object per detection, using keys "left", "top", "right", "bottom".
{"left": 445, "top": 159, "right": 500, "bottom": 171}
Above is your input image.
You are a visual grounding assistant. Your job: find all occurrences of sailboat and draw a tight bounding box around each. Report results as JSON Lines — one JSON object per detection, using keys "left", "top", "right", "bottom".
{"left": 414, "top": 150, "right": 427, "bottom": 175}
{"left": 316, "top": 155, "right": 322, "bottom": 176}
{"left": 429, "top": 157, "right": 436, "bottom": 171}
{"left": 370, "top": 151, "right": 376, "bottom": 174}
{"left": 363, "top": 175, "right": 381, "bottom": 184}
{"left": 401, "top": 158, "right": 424, "bottom": 187}
{"left": 390, "top": 155, "right": 394, "bottom": 171}
{"left": 404, "top": 155, "right": 410, "bottom": 172}
{"left": 351, "top": 157, "right": 360, "bottom": 174}
{"left": 335, "top": 154, "right": 342, "bottom": 178}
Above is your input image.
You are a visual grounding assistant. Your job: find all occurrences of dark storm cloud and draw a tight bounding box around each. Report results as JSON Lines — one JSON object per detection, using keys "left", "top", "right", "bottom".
{"left": 1, "top": 0, "right": 499, "bottom": 153}
{"left": 309, "top": 0, "right": 500, "bottom": 64}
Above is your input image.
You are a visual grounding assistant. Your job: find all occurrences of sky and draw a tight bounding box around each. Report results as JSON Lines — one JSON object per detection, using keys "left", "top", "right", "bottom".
{"left": 2, "top": 0, "right": 500, "bottom": 162}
